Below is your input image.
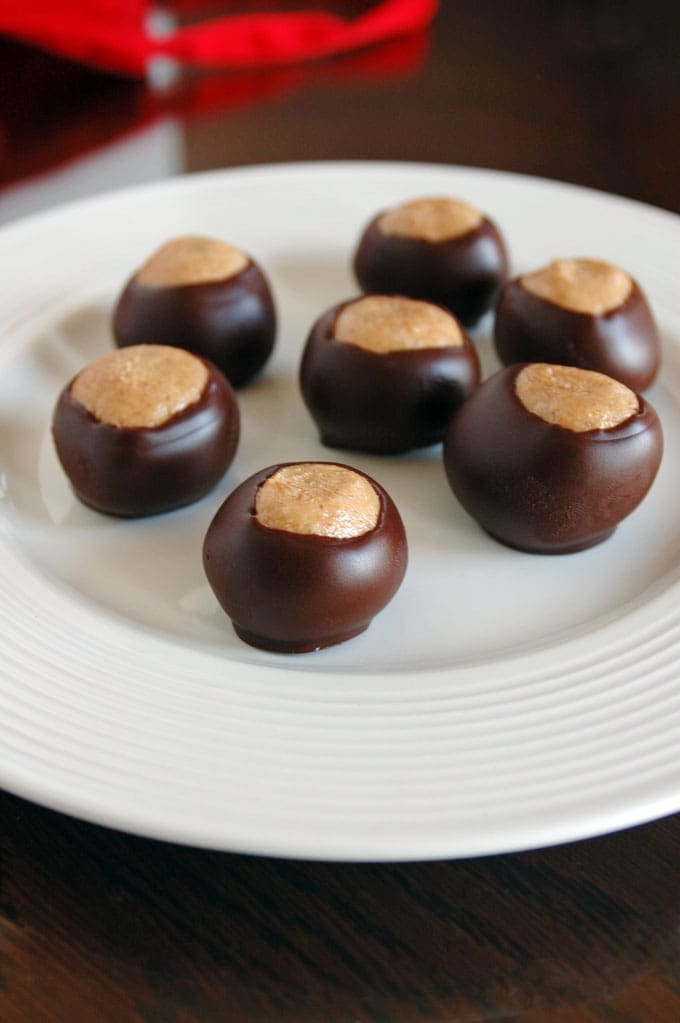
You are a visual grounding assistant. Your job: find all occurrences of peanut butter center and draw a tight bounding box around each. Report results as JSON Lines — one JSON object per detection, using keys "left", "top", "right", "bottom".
{"left": 135, "top": 235, "right": 249, "bottom": 287}
{"left": 515, "top": 363, "right": 639, "bottom": 431}
{"left": 71, "top": 345, "right": 209, "bottom": 429}
{"left": 520, "top": 258, "right": 632, "bottom": 315}
{"left": 377, "top": 197, "right": 483, "bottom": 242}
{"left": 334, "top": 295, "right": 463, "bottom": 354}
{"left": 255, "top": 464, "right": 380, "bottom": 539}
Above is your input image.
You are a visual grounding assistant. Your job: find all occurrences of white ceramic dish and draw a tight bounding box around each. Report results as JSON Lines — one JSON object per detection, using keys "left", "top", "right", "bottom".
{"left": 1, "top": 161, "right": 679, "bottom": 861}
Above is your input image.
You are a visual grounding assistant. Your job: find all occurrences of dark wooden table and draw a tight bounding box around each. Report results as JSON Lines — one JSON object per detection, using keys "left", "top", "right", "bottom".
{"left": 2, "top": 3, "right": 680, "bottom": 1020}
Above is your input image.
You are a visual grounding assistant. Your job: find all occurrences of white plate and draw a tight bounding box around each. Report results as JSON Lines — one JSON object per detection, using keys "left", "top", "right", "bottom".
{"left": 1, "top": 161, "right": 679, "bottom": 861}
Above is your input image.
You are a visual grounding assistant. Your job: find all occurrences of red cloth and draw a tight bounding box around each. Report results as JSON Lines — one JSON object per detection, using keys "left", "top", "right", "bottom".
{"left": 0, "top": 0, "right": 438, "bottom": 76}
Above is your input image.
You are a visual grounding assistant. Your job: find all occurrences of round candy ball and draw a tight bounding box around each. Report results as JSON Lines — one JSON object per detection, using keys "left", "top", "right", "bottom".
{"left": 300, "top": 294, "right": 480, "bottom": 453}
{"left": 113, "top": 235, "right": 276, "bottom": 387}
{"left": 353, "top": 196, "right": 509, "bottom": 326}
{"left": 443, "top": 363, "right": 662, "bottom": 554}
{"left": 203, "top": 462, "right": 408, "bottom": 652}
{"left": 53, "top": 344, "right": 239, "bottom": 517}
{"left": 493, "top": 258, "right": 660, "bottom": 391}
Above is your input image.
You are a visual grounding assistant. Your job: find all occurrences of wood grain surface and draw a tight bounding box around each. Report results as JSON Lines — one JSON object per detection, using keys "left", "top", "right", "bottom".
{"left": 1, "top": 792, "right": 680, "bottom": 1022}
{"left": 1, "top": 3, "right": 680, "bottom": 1020}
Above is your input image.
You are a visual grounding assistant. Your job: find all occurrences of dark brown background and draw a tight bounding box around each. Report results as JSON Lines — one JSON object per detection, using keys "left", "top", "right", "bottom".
{"left": 1, "top": 2, "right": 680, "bottom": 1020}
{"left": 2, "top": 1, "right": 679, "bottom": 213}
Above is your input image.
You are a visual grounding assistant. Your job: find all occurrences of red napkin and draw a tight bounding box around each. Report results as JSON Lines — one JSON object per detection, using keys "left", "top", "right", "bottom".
{"left": 1, "top": 0, "right": 438, "bottom": 77}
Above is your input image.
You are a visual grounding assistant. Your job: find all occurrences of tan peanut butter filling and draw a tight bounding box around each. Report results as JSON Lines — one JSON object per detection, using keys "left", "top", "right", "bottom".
{"left": 377, "top": 197, "right": 483, "bottom": 242}
{"left": 334, "top": 295, "right": 463, "bottom": 354}
{"left": 515, "top": 364, "right": 639, "bottom": 432}
{"left": 135, "top": 235, "right": 249, "bottom": 287}
{"left": 520, "top": 258, "right": 632, "bottom": 315}
{"left": 255, "top": 464, "right": 380, "bottom": 539}
{"left": 71, "top": 345, "right": 209, "bottom": 429}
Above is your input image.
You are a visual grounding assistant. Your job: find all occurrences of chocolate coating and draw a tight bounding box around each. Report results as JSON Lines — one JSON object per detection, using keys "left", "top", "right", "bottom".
{"left": 113, "top": 260, "right": 276, "bottom": 388}
{"left": 300, "top": 300, "right": 481, "bottom": 453}
{"left": 353, "top": 215, "right": 509, "bottom": 326}
{"left": 443, "top": 365, "right": 663, "bottom": 553}
{"left": 494, "top": 277, "right": 660, "bottom": 391}
{"left": 53, "top": 360, "right": 239, "bottom": 517}
{"left": 203, "top": 463, "right": 408, "bottom": 652}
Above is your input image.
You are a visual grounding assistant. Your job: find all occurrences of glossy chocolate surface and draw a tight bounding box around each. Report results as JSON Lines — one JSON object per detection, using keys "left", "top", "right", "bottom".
{"left": 203, "top": 463, "right": 408, "bottom": 652}
{"left": 53, "top": 361, "right": 239, "bottom": 517}
{"left": 443, "top": 365, "right": 662, "bottom": 553}
{"left": 113, "top": 260, "right": 276, "bottom": 388}
{"left": 353, "top": 215, "right": 508, "bottom": 326}
{"left": 300, "top": 301, "right": 480, "bottom": 453}
{"left": 494, "top": 278, "right": 660, "bottom": 391}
